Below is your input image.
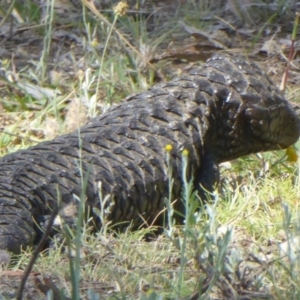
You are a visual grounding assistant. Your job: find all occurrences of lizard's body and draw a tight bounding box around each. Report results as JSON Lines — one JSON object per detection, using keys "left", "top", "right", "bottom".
{"left": 0, "top": 54, "right": 299, "bottom": 253}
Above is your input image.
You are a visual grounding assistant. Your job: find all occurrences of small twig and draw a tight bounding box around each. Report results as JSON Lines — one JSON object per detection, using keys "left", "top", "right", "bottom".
{"left": 0, "top": 0, "right": 16, "bottom": 30}
{"left": 280, "top": 12, "right": 300, "bottom": 91}
{"left": 16, "top": 206, "right": 59, "bottom": 300}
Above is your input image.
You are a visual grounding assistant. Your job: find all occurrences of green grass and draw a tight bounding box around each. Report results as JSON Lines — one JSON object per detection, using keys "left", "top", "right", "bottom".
{"left": 1, "top": 0, "right": 300, "bottom": 299}
{"left": 23, "top": 165, "right": 299, "bottom": 299}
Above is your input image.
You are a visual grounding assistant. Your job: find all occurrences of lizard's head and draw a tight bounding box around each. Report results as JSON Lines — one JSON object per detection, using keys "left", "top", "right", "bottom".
{"left": 242, "top": 96, "right": 300, "bottom": 150}
{"left": 204, "top": 54, "right": 300, "bottom": 162}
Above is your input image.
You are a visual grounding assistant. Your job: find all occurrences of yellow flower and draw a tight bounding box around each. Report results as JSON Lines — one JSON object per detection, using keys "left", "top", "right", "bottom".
{"left": 91, "top": 38, "right": 99, "bottom": 48}
{"left": 286, "top": 146, "right": 298, "bottom": 162}
{"left": 165, "top": 144, "right": 173, "bottom": 152}
{"left": 182, "top": 149, "right": 189, "bottom": 157}
{"left": 76, "top": 70, "right": 84, "bottom": 81}
{"left": 113, "top": 1, "right": 128, "bottom": 16}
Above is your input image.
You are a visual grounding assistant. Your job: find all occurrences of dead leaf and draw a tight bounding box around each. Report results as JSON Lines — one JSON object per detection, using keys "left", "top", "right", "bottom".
{"left": 1, "top": 270, "right": 40, "bottom": 277}
{"left": 43, "top": 116, "right": 61, "bottom": 139}
{"left": 151, "top": 21, "right": 229, "bottom": 63}
{"left": 16, "top": 81, "right": 61, "bottom": 100}
{"left": 180, "top": 21, "right": 228, "bottom": 49}
{"left": 260, "top": 39, "right": 281, "bottom": 55}
{"left": 64, "top": 98, "right": 88, "bottom": 133}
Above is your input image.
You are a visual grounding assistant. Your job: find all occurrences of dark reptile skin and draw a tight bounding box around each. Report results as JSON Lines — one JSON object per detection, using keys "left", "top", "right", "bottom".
{"left": 0, "top": 54, "right": 299, "bottom": 253}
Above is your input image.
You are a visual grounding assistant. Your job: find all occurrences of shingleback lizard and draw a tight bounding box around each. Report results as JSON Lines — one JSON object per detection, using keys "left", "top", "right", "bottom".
{"left": 0, "top": 54, "right": 299, "bottom": 253}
